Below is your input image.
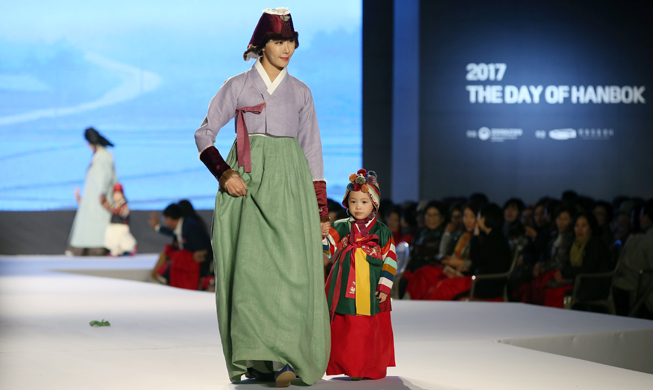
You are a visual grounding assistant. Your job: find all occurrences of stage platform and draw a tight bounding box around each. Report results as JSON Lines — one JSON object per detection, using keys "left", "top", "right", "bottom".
{"left": 1, "top": 255, "right": 652, "bottom": 390}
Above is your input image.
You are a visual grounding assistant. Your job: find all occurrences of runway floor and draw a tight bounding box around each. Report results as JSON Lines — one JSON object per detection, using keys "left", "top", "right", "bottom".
{"left": 1, "top": 255, "right": 652, "bottom": 390}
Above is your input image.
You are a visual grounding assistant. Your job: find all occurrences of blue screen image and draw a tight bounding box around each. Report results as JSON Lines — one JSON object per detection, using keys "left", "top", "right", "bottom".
{"left": 0, "top": 1, "right": 361, "bottom": 210}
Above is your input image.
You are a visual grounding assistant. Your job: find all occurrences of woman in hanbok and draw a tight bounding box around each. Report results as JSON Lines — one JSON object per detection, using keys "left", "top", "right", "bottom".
{"left": 194, "top": 8, "right": 330, "bottom": 387}
{"left": 67, "top": 127, "right": 118, "bottom": 256}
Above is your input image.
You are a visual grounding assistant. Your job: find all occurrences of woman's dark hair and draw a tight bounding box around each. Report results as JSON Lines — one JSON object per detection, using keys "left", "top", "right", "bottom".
{"left": 554, "top": 205, "right": 576, "bottom": 220}
{"left": 593, "top": 200, "right": 614, "bottom": 224}
{"left": 464, "top": 201, "right": 481, "bottom": 218}
{"left": 503, "top": 197, "right": 525, "bottom": 213}
{"left": 572, "top": 212, "right": 599, "bottom": 238}
{"left": 243, "top": 33, "right": 299, "bottom": 61}
{"left": 401, "top": 201, "right": 418, "bottom": 228}
{"left": 469, "top": 192, "right": 488, "bottom": 206}
{"left": 383, "top": 205, "right": 402, "bottom": 222}
{"left": 424, "top": 201, "right": 447, "bottom": 222}
{"left": 327, "top": 198, "right": 344, "bottom": 213}
{"left": 163, "top": 203, "right": 182, "bottom": 220}
{"left": 448, "top": 202, "right": 464, "bottom": 220}
{"left": 178, "top": 199, "right": 208, "bottom": 232}
{"left": 546, "top": 199, "right": 563, "bottom": 218}
{"left": 480, "top": 203, "right": 504, "bottom": 231}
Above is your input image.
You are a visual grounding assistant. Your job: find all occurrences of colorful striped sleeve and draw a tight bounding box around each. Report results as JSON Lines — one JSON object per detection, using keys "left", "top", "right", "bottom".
{"left": 377, "top": 236, "right": 397, "bottom": 295}
{"left": 323, "top": 227, "right": 341, "bottom": 257}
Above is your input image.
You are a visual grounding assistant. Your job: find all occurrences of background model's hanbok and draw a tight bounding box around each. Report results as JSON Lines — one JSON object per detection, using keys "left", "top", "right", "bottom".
{"left": 68, "top": 146, "right": 118, "bottom": 249}
{"left": 195, "top": 60, "right": 330, "bottom": 384}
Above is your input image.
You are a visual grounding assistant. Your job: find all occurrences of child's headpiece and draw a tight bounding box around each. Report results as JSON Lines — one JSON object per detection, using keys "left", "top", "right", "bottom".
{"left": 342, "top": 169, "right": 381, "bottom": 211}
{"left": 113, "top": 183, "right": 124, "bottom": 193}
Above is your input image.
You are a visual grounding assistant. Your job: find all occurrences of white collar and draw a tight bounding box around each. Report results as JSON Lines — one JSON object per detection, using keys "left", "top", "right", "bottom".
{"left": 174, "top": 217, "right": 184, "bottom": 237}
{"left": 254, "top": 59, "right": 287, "bottom": 95}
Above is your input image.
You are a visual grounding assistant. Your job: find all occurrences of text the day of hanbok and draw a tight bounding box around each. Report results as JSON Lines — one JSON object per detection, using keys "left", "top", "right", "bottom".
{"left": 464, "top": 63, "right": 646, "bottom": 104}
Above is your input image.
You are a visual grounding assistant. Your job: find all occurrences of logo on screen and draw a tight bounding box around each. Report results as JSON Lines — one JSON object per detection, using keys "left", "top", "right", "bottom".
{"left": 468, "top": 127, "right": 523, "bottom": 142}
{"left": 548, "top": 128, "right": 577, "bottom": 140}
{"left": 478, "top": 127, "right": 491, "bottom": 140}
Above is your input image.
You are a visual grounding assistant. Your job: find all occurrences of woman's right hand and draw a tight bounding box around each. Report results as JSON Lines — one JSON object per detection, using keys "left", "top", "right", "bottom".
{"left": 533, "top": 262, "right": 543, "bottom": 277}
{"left": 445, "top": 222, "right": 455, "bottom": 234}
{"left": 225, "top": 176, "right": 248, "bottom": 197}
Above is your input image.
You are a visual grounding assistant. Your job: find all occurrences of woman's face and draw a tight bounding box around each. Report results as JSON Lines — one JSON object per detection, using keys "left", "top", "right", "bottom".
{"left": 574, "top": 216, "right": 591, "bottom": 239}
{"left": 504, "top": 205, "right": 520, "bottom": 223}
{"left": 262, "top": 39, "right": 295, "bottom": 69}
{"left": 347, "top": 191, "right": 374, "bottom": 220}
{"left": 450, "top": 209, "right": 463, "bottom": 229}
{"left": 463, "top": 208, "right": 477, "bottom": 232}
{"left": 387, "top": 212, "right": 400, "bottom": 232}
{"left": 424, "top": 207, "right": 444, "bottom": 230}
{"left": 556, "top": 211, "right": 571, "bottom": 232}
{"left": 593, "top": 206, "right": 607, "bottom": 227}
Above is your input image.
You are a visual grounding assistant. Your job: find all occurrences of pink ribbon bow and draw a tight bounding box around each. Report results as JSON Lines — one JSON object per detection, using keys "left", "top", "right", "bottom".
{"left": 235, "top": 102, "right": 267, "bottom": 172}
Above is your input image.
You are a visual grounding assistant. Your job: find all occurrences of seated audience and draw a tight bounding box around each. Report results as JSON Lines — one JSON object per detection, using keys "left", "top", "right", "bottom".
{"left": 543, "top": 212, "right": 612, "bottom": 308}
{"left": 439, "top": 203, "right": 464, "bottom": 256}
{"left": 148, "top": 203, "right": 213, "bottom": 290}
{"left": 419, "top": 203, "right": 512, "bottom": 300}
{"left": 404, "top": 202, "right": 479, "bottom": 299}
{"left": 517, "top": 206, "right": 575, "bottom": 304}
{"left": 592, "top": 200, "right": 614, "bottom": 247}
{"left": 385, "top": 205, "right": 412, "bottom": 244}
{"left": 406, "top": 201, "right": 448, "bottom": 272}
{"left": 613, "top": 199, "right": 653, "bottom": 317}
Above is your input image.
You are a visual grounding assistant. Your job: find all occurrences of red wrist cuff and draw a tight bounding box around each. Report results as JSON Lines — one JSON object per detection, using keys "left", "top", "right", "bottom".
{"left": 199, "top": 146, "right": 231, "bottom": 181}
{"left": 314, "top": 181, "right": 328, "bottom": 219}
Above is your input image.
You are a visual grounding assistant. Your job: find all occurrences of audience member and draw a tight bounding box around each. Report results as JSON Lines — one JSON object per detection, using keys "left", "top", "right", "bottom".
{"left": 544, "top": 212, "right": 611, "bottom": 308}
{"left": 613, "top": 199, "right": 653, "bottom": 317}
{"left": 385, "top": 205, "right": 412, "bottom": 244}
{"left": 422, "top": 203, "right": 512, "bottom": 300}
{"left": 403, "top": 202, "right": 479, "bottom": 299}
{"left": 517, "top": 206, "right": 575, "bottom": 305}
{"left": 406, "top": 201, "right": 447, "bottom": 270}
{"left": 592, "top": 200, "right": 614, "bottom": 246}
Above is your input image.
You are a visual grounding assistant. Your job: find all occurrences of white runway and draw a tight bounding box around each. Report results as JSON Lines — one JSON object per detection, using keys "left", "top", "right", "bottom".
{"left": 1, "top": 255, "right": 652, "bottom": 390}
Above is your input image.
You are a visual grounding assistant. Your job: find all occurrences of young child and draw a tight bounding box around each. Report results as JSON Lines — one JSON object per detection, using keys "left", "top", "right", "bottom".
{"left": 323, "top": 169, "right": 396, "bottom": 380}
{"left": 100, "top": 183, "right": 137, "bottom": 256}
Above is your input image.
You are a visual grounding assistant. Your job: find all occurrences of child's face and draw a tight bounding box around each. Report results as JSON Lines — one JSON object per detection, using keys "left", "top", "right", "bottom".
{"left": 348, "top": 191, "right": 374, "bottom": 220}
{"left": 112, "top": 191, "right": 124, "bottom": 202}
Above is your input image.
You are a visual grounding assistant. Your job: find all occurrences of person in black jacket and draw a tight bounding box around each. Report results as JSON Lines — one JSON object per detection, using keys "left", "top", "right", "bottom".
{"left": 149, "top": 203, "right": 213, "bottom": 289}
{"left": 427, "top": 203, "right": 512, "bottom": 300}
{"left": 544, "top": 212, "right": 611, "bottom": 308}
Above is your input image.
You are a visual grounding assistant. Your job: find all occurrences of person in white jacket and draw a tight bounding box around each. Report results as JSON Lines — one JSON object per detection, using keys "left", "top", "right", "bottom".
{"left": 66, "top": 127, "right": 118, "bottom": 256}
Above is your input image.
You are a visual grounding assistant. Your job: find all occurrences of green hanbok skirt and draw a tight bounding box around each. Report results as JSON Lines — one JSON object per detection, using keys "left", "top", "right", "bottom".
{"left": 212, "top": 135, "right": 330, "bottom": 384}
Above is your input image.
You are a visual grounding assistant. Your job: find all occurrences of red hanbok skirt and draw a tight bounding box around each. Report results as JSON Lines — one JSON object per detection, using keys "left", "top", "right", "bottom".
{"left": 327, "top": 312, "right": 395, "bottom": 379}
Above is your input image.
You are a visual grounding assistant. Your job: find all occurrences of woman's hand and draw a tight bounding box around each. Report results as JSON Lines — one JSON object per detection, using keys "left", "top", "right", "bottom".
{"left": 376, "top": 291, "right": 388, "bottom": 303}
{"left": 525, "top": 226, "right": 537, "bottom": 239}
{"left": 533, "top": 262, "right": 543, "bottom": 277}
{"left": 443, "top": 257, "right": 467, "bottom": 271}
{"left": 147, "top": 212, "right": 159, "bottom": 229}
{"left": 445, "top": 222, "right": 456, "bottom": 234}
{"left": 74, "top": 188, "right": 81, "bottom": 203}
{"left": 225, "top": 176, "right": 248, "bottom": 197}
{"left": 321, "top": 221, "right": 331, "bottom": 238}
{"left": 554, "top": 270, "right": 570, "bottom": 284}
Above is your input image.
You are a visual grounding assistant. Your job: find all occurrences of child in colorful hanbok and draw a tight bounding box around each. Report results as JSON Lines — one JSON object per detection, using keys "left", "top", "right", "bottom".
{"left": 324, "top": 169, "right": 396, "bottom": 380}
{"left": 100, "top": 183, "right": 137, "bottom": 256}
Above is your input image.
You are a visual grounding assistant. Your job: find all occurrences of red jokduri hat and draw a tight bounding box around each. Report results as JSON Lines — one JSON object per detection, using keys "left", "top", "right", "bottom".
{"left": 245, "top": 8, "right": 298, "bottom": 60}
